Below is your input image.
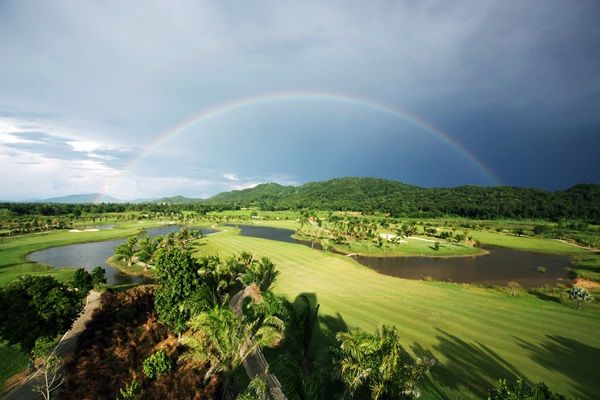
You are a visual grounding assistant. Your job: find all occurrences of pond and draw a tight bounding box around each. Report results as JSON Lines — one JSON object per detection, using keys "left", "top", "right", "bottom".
{"left": 230, "top": 224, "right": 571, "bottom": 287}
{"left": 27, "top": 225, "right": 217, "bottom": 285}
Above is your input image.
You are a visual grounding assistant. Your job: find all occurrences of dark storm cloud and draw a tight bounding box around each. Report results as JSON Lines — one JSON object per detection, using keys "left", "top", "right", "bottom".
{"left": 0, "top": 0, "right": 598, "bottom": 199}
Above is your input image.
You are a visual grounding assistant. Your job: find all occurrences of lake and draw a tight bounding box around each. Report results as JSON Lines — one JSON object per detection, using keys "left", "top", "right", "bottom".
{"left": 229, "top": 224, "right": 571, "bottom": 287}
{"left": 27, "top": 225, "right": 217, "bottom": 285}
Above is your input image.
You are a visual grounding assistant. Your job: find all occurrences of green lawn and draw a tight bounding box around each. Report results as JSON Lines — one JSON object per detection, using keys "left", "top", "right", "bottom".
{"left": 464, "top": 230, "right": 588, "bottom": 255}
{"left": 193, "top": 229, "right": 600, "bottom": 399}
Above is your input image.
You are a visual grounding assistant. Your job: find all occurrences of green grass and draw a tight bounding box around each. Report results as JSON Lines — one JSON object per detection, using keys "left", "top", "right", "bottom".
{"left": 461, "top": 230, "right": 588, "bottom": 255}
{"left": 324, "top": 236, "right": 484, "bottom": 257}
{"left": 106, "top": 255, "right": 155, "bottom": 278}
{"left": 0, "top": 342, "right": 27, "bottom": 394}
{"left": 193, "top": 229, "right": 600, "bottom": 399}
{"left": 571, "top": 254, "right": 600, "bottom": 282}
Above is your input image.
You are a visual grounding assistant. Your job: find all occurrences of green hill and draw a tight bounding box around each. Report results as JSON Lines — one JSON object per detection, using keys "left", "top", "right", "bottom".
{"left": 208, "top": 182, "right": 296, "bottom": 204}
{"left": 206, "top": 177, "right": 600, "bottom": 220}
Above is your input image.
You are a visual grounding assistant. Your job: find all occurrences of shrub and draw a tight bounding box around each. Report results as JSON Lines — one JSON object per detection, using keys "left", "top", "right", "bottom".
{"left": 117, "top": 380, "right": 141, "bottom": 400}
{"left": 488, "top": 376, "right": 563, "bottom": 400}
{"left": 143, "top": 350, "right": 172, "bottom": 379}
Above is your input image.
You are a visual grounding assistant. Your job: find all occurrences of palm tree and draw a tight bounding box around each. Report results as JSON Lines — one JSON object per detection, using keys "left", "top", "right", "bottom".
{"left": 176, "top": 226, "right": 190, "bottom": 247}
{"left": 160, "top": 232, "right": 176, "bottom": 249}
{"left": 336, "top": 325, "right": 434, "bottom": 399}
{"left": 180, "top": 306, "right": 284, "bottom": 396}
{"left": 240, "top": 257, "right": 280, "bottom": 292}
{"left": 114, "top": 236, "right": 137, "bottom": 267}
{"left": 137, "top": 236, "right": 158, "bottom": 270}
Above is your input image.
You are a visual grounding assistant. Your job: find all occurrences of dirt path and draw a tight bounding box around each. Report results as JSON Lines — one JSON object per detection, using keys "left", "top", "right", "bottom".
{"left": 229, "top": 290, "right": 287, "bottom": 400}
{"left": 555, "top": 239, "right": 599, "bottom": 252}
{"left": 2, "top": 291, "right": 102, "bottom": 400}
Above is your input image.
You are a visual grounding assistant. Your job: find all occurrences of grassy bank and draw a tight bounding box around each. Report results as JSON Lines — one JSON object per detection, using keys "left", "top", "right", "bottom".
{"left": 106, "top": 255, "right": 155, "bottom": 278}
{"left": 192, "top": 229, "right": 600, "bottom": 399}
{"left": 221, "top": 217, "right": 589, "bottom": 256}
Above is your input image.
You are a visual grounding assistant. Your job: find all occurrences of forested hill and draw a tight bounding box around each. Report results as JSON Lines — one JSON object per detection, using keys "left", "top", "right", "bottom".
{"left": 207, "top": 177, "right": 600, "bottom": 220}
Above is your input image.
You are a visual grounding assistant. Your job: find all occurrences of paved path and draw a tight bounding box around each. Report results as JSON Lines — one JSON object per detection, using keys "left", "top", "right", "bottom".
{"left": 2, "top": 291, "right": 102, "bottom": 400}
{"left": 229, "top": 290, "right": 287, "bottom": 400}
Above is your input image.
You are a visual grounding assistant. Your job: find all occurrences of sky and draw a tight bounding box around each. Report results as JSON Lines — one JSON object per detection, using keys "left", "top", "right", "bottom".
{"left": 1, "top": 0, "right": 599, "bottom": 200}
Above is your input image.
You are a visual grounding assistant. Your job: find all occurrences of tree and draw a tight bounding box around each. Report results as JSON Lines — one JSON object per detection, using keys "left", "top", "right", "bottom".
{"left": 335, "top": 325, "right": 434, "bottom": 399}
{"left": 533, "top": 225, "right": 549, "bottom": 237}
{"left": 0, "top": 275, "right": 81, "bottom": 368}
{"left": 513, "top": 228, "right": 525, "bottom": 237}
{"left": 154, "top": 247, "right": 201, "bottom": 334}
{"left": 115, "top": 236, "right": 138, "bottom": 267}
{"left": 176, "top": 226, "right": 190, "bottom": 247}
{"left": 91, "top": 266, "right": 106, "bottom": 287}
{"left": 137, "top": 236, "right": 159, "bottom": 270}
{"left": 180, "top": 306, "right": 284, "bottom": 395}
{"left": 568, "top": 286, "right": 593, "bottom": 310}
{"left": 72, "top": 268, "right": 93, "bottom": 294}
{"left": 240, "top": 256, "right": 280, "bottom": 292}
{"left": 34, "top": 355, "right": 64, "bottom": 400}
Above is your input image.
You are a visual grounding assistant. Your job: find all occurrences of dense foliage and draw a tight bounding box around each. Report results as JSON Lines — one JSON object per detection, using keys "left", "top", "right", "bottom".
{"left": 334, "top": 325, "right": 435, "bottom": 399}
{"left": 143, "top": 350, "right": 172, "bottom": 379}
{"left": 2, "top": 178, "right": 599, "bottom": 227}
{"left": 72, "top": 268, "right": 93, "bottom": 294}
{"left": 0, "top": 275, "right": 81, "bottom": 362}
{"left": 153, "top": 247, "right": 203, "bottom": 334}
{"left": 207, "top": 178, "right": 600, "bottom": 220}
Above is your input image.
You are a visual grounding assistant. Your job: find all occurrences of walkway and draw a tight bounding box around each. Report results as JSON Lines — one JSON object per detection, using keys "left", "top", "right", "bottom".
{"left": 2, "top": 291, "right": 102, "bottom": 400}
{"left": 229, "top": 290, "right": 287, "bottom": 400}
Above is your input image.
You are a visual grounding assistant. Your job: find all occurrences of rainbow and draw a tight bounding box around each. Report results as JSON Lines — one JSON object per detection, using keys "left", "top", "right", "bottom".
{"left": 97, "top": 91, "right": 500, "bottom": 202}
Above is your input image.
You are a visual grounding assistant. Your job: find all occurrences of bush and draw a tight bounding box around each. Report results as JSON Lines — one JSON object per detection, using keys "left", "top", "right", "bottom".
{"left": 117, "top": 380, "right": 141, "bottom": 400}
{"left": 143, "top": 350, "right": 172, "bottom": 379}
{"left": 488, "top": 376, "right": 564, "bottom": 400}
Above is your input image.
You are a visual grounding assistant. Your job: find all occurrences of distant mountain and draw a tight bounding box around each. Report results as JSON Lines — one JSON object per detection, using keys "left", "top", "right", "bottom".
{"left": 42, "top": 193, "right": 123, "bottom": 204}
{"left": 149, "top": 195, "right": 203, "bottom": 204}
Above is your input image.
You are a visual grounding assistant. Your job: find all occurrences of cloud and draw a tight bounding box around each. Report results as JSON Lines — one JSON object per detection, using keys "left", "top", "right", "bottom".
{"left": 67, "top": 140, "right": 104, "bottom": 153}
{"left": 222, "top": 173, "right": 239, "bottom": 181}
